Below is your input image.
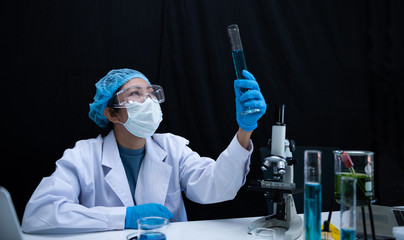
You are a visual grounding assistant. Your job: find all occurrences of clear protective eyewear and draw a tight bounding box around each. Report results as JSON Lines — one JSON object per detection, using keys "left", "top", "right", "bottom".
{"left": 111, "top": 84, "right": 165, "bottom": 108}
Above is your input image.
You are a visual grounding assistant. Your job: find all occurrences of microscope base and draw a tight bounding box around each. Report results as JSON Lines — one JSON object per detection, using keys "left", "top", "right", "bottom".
{"left": 248, "top": 214, "right": 303, "bottom": 240}
{"left": 286, "top": 215, "right": 303, "bottom": 240}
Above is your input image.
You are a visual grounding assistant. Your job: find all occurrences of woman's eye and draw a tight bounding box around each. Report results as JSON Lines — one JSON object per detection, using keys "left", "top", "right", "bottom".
{"left": 129, "top": 91, "right": 141, "bottom": 96}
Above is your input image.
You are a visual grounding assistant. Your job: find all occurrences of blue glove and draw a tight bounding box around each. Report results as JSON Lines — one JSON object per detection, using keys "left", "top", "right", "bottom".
{"left": 125, "top": 203, "right": 174, "bottom": 229}
{"left": 234, "top": 70, "right": 267, "bottom": 132}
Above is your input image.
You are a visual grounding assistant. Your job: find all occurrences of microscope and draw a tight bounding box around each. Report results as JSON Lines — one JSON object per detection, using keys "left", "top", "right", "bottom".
{"left": 248, "top": 105, "right": 303, "bottom": 240}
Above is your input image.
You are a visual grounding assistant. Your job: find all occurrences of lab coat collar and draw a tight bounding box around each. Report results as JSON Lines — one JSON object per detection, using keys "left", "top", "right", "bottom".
{"left": 145, "top": 135, "right": 168, "bottom": 163}
{"left": 134, "top": 135, "right": 172, "bottom": 206}
{"left": 101, "top": 131, "right": 118, "bottom": 169}
{"left": 101, "top": 131, "right": 134, "bottom": 206}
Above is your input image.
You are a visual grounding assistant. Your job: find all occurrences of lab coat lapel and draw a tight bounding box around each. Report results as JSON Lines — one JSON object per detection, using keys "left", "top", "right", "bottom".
{"left": 102, "top": 131, "right": 134, "bottom": 206}
{"left": 135, "top": 136, "right": 171, "bottom": 205}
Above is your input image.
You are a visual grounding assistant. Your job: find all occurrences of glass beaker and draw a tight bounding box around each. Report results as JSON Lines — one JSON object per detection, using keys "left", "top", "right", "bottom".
{"left": 304, "top": 150, "right": 322, "bottom": 240}
{"left": 340, "top": 177, "right": 357, "bottom": 240}
{"left": 334, "top": 151, "right": 375, "bottom": 206}
{"left": 136, "top": 217, "right": 168, "bottom": 240}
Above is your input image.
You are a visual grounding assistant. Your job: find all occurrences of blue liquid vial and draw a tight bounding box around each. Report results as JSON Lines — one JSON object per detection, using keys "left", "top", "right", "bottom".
{"left": 227, "top": 24, "right": 261, "bottom": 115}
{"left": 340, "top": 177, "right": 357, "bottom": 240}
{"left": 341, "top": 228, "right": 356, "bottom": 240}
{"left": 139, "top": 232, "right": 166, "bottom": 240}
{"left": 231, "top": 49, "right": 247, "bottom": 80}
{"left": 304, "top": 182, "right": 322, "bottom": 240}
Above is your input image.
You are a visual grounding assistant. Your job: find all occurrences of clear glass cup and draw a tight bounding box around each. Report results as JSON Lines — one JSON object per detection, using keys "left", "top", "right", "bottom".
{"left": 340, "top": 177, "right": 357, "bottom": 240}
{"left": 334, "top": 151, "right": 375, "bottom": 205}
{"left": 126, "top": 217, "right": 168, "bottom": 240}
{"left": 304, "top": 150, "right": 322, "bottom": 240}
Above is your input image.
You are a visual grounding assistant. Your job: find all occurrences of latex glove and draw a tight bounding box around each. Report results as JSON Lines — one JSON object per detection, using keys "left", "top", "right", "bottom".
{"left": 125, "top": 203, "right": 174, "bottom": 229}
{"left": 234, "top": 70, "right": 267, "bottom": 132}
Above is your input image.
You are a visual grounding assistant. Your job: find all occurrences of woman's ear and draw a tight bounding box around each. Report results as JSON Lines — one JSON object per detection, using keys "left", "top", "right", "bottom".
{"left": 104, "top": 107, "right": 120, "bottom": 124}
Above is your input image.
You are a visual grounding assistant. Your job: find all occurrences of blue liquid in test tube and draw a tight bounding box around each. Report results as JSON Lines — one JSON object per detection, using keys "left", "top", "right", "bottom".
{"left": 340, "top": 177, "right": 357, "bottom": 240}
{"left": 304, "top": 150, "right": 322, "bottom": 240}
{"left": 231, "top": 49, "right": 247, "bottom": 80}
{"left": 227, "top": 24, "right": 260, "bottom": 115}
{"left": 304, "top": 182, "right": 322, "bottom": 240}
{"left": 340, "top": 228, "right": 356, "bottom": 240}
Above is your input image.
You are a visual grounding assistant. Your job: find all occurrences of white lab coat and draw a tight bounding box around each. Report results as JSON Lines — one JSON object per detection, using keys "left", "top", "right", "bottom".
{"left": 22, "top": 131, "right": 253, "bottom": 233}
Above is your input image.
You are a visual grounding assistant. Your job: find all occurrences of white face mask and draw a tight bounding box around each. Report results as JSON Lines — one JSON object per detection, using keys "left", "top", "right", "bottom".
{"left": 121, "top": 98, "right": 163, "bottom": 138}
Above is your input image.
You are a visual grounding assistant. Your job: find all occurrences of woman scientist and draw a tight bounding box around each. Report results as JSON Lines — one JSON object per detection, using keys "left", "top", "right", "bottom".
{"left": 22, "top": 68, "right": 267, "bottom": 233}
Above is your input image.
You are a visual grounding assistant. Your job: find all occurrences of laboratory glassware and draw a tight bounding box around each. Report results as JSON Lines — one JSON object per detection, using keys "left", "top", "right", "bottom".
{"left": 227, "top": 24, "right": 261, "bottom": 115}
{"left": 340, "top": 177, "right": 357, "bottom": 240}
{"left": 138, "top": 217, "right": 168, "bottom": 240}
{"left": 333, "top": 151, "right": 375, "bottom": 205}
{"left": 126, "top": 216, "right": 168, "bottom": 240}
{"left": 304, "top": 150, "right": 322, "bottom": 240}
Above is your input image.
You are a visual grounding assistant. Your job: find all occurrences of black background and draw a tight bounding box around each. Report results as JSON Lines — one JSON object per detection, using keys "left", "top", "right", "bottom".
{"left": 2, "top": 0, "right": 403, "bottom": 222}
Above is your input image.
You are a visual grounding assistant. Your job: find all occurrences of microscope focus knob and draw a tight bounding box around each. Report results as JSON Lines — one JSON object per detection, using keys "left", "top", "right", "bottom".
{"left": 286, "top": 157, "right": 298, "bottom": 166}
{"left": 289, "top": 139, "right": 296, "bottom": 152}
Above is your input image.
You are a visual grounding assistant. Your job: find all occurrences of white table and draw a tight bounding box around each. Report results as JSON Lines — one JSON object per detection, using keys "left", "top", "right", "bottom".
{"left": 23, "top": 212, "right": 340, "bottom": 240}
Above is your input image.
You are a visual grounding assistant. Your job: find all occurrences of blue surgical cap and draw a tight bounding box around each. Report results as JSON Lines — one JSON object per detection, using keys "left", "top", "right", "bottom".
{"left": 89, "top": 68, "right": 150, "bottom": 128}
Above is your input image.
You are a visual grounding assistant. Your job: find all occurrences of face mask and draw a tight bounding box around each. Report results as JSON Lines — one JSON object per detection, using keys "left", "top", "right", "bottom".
{"left": 121, "top": 98, "right": 163, "bottom": 138}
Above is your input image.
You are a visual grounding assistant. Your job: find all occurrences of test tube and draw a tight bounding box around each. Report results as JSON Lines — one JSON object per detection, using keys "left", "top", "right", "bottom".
{"left": 227, "top": 24, "right": 247, "bottom": 79}
{"left": 304, "top": 150, "right": 322, "bottom": 240}
{"left": 227, "top": 24, "right": 260, "bottom": 115}
{"left": 340, "top": 177, "right": 357, "bottom": 240}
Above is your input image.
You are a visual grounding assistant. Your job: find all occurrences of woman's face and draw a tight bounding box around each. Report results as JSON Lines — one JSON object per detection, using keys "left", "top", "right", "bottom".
{"left": 114, "top": 77, "right": 150, "bottom": 123}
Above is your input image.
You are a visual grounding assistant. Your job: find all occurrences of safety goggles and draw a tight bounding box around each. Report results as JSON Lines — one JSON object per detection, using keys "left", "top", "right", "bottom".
{"left": 111, "top": 85, "right": 165, "bottom": 108}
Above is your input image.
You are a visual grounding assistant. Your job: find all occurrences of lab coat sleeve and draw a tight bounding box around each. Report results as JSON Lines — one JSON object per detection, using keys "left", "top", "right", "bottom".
{"left": 22, "top": 143, "right": 126, "bottom": 233}
{"left": 180, "top": 133, "right": 253, "bottom": 204}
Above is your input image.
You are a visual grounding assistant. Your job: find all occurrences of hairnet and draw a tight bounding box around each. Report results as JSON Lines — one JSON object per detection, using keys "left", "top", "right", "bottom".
{"left": 89, "top": 68, "right": 150, "bottom": 128}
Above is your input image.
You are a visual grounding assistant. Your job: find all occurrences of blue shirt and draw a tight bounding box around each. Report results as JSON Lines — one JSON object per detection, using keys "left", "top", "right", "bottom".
{"left": 118, "top": 144, "right": 145, "bottom": 205}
